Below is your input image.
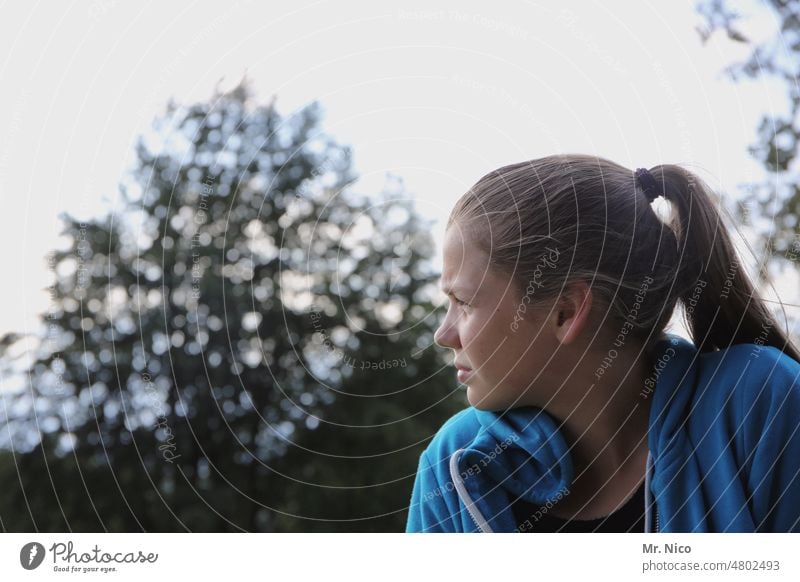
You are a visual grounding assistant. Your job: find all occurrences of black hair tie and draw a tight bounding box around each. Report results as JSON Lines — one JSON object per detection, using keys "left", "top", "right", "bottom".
{"left": 635, "top": 167, "right": 660, "bottom": 202}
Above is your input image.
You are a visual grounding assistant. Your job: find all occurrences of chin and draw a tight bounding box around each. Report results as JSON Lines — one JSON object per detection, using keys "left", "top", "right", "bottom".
{"left": 466, "top": 385, "right": 507, "bottom": 411}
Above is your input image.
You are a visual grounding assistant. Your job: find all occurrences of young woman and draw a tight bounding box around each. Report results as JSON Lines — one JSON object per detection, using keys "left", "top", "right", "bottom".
{"left": 405, "top": 154, "right": 800, "bottom": 533}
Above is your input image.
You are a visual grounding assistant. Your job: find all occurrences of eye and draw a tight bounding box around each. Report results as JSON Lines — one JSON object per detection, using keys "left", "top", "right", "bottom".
{"left": 441, "top": 289, "right": 471, "bottom": 309}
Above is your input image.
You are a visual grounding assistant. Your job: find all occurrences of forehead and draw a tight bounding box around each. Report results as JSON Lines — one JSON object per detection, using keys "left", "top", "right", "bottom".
{"left": 439, "top": 225, "right": 492, "bottom": 291}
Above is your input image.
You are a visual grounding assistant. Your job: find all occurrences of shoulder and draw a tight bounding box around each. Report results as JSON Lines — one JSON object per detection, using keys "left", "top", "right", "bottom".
{"left": 701, "top": 342, "right": 800, "bottom": 393}
{"left": 406, "top": 407, "right": 482, "bottom": 533}
{"left": 422, "top": 407, "right": 482, "bottom": 465}
{"left": 698, "top": 342, "right": 800, "bottom": 425}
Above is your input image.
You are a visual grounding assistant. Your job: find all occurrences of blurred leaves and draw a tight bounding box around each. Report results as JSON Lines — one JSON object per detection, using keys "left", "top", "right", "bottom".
{"left": 0, "top": 79, "right": 464, "bottom": 532}
{"left": 696, "top": 0, "right": 800, "bottom": 272}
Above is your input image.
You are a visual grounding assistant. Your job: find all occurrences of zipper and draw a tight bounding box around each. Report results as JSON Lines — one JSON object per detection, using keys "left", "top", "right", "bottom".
{"left": 449, "top": 449, "right": 494, "bottom": 533}
{"left": 645, "top": 450, "right": 660, "bottom": 533}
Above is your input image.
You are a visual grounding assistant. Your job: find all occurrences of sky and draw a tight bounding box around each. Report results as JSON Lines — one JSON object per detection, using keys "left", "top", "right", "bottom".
{"left": 0, "top": 0, "right": 792, "bottom": 348}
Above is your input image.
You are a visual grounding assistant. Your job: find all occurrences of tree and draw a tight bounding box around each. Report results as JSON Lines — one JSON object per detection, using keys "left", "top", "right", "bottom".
{"left": 0, "top": 79, "right": 464, "bottom": 532}
{"left": 696, "top": 0, "right": 800, "bottom": 316}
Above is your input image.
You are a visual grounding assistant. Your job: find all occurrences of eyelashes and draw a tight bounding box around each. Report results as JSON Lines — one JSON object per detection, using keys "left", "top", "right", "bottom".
{"left": 442, "top": 293, "right": 470, "bottom": 309}
{"left": 451, "top": 297, "right": 469, "bottom": 308}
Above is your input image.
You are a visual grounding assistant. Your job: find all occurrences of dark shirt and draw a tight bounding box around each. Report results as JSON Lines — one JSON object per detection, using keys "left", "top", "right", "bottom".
{"left": 511, "top": 481, "right": 646, "bottom": 532}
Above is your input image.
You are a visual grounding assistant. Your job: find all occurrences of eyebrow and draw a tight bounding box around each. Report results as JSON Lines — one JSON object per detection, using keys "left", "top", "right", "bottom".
{"left": 440, "top": 284, "right": 469, "bottom": 298}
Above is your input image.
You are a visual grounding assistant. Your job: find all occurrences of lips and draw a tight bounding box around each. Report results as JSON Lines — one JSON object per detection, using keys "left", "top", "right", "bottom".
{"left": 455, "top": 364, "right": 472, "bottom": 383}
{"left": 454, "top": 359, "right": 471, "bottom": 370}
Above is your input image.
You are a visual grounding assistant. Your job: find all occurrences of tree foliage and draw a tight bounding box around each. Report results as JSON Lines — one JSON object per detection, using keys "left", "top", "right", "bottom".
{"left": 0, "top": 80, "right": 464, "bottom": 532}
{"left": 696, "top": 0, "right": 800, "bottom": 288}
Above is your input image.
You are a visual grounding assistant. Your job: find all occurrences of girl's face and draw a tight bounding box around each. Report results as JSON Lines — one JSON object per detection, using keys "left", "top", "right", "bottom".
{"left": 433, "top": 225, "right": 563, "bottom": 411}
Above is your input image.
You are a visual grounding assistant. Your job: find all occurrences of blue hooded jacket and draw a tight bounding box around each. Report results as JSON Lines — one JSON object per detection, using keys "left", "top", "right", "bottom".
{"left": 405, "top": 333, "right": 800, "bottom": 532}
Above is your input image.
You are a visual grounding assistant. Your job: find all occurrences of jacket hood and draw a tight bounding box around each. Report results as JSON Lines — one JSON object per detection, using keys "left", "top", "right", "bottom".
{"left": 449, "top": 404, "right": 573, "bottom": 531}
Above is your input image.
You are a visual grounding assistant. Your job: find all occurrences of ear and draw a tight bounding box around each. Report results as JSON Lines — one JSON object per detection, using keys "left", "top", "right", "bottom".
{"left": 552, "top": 279, "right": 593, "bottom": 345}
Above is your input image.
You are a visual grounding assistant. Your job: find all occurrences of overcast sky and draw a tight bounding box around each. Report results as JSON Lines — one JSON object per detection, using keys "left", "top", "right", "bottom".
{"left": 0, "top": 0, "right": 790, "bottom": 345}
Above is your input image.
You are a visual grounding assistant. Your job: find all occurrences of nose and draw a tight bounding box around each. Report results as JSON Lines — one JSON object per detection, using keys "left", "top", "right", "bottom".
{"left": 434, "top": 308, "right": 461, "bottom": 349}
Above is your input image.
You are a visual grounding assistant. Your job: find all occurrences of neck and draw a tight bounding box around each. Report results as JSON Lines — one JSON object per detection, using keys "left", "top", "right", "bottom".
{"left": 555, "top": 350, "right": 653, "bottom": 486}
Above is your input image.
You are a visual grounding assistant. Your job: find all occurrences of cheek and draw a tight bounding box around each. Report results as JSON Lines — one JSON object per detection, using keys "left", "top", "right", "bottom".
{"left": 457, "top": 319, "right": 479, "bottom": 352}
{"left": 453, "top": 316, "right": 485, "bottom": 362}
{"left": 481, "top": 318, "right": 542, "bottom": 377}
{"left": 460, "top": 311, "right": 510, "bottom": 365}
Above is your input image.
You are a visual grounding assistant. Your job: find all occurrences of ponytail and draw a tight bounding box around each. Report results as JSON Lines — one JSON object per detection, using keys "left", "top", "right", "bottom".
{"left": 651, "top": 164, "right": 800, "bottom": 361}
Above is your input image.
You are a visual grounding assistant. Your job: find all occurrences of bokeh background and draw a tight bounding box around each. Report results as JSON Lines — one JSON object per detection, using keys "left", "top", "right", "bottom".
{"left": 0, "top": 0, "right": 798, "bottom": 531}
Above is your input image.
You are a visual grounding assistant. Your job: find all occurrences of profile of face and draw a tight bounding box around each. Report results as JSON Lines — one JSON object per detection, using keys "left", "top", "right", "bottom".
{"left": 434, "top": 224, "right": 577, "bottom": 411}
